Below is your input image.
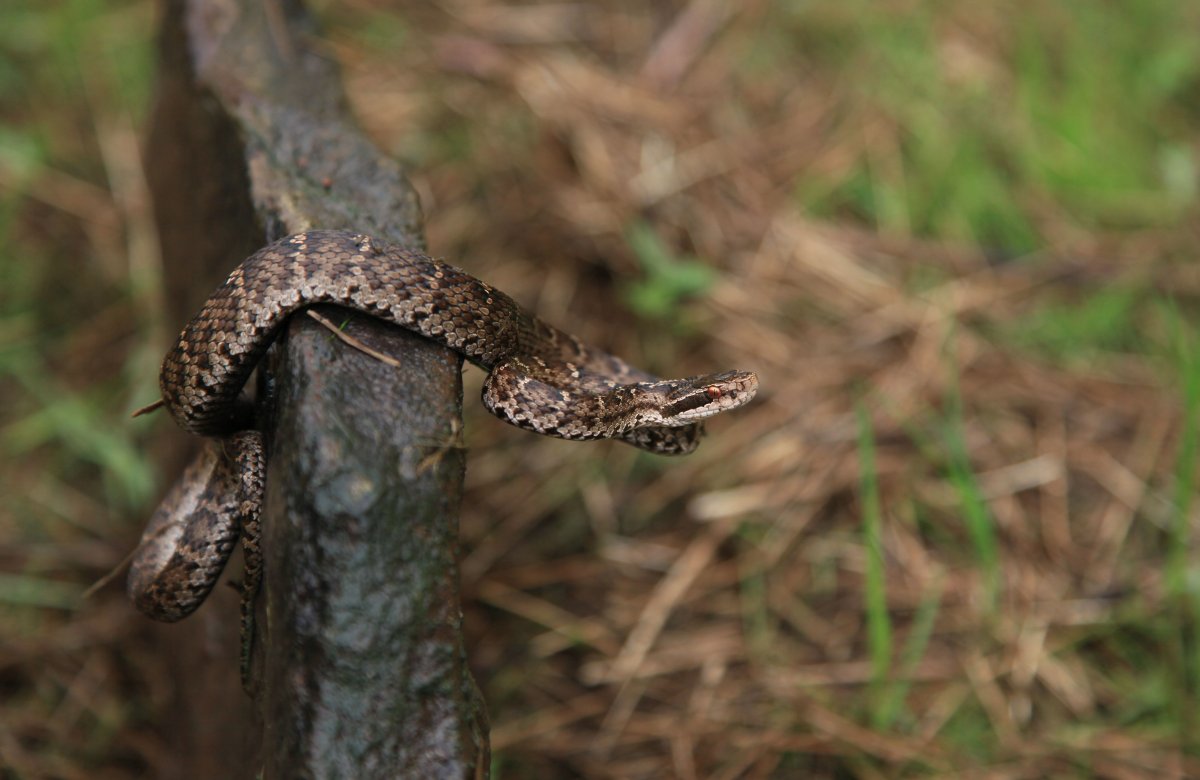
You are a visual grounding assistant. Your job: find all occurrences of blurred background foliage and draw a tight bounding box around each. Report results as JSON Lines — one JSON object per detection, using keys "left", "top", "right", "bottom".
{"left": 4, "top": 0, "right": 1200, "bottom": 777}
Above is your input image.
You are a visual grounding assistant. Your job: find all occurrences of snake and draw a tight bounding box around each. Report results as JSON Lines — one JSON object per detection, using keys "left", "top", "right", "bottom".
{"left": 127, "top": 230, "right": 758, "bottom": 627}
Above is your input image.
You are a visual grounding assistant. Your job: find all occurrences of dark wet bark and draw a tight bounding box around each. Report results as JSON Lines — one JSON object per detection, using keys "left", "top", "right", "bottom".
{"left": 142, "top": 0, "right": 488, "bottom": 776}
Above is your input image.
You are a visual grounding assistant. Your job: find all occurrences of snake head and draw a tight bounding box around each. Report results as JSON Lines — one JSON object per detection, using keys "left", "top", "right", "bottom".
{"left": 656, "top": 370, "right": 758, "bottom": 426}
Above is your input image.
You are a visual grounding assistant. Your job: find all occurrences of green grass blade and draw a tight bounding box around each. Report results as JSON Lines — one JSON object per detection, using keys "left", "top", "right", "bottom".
{"left": 1164, "top": 301, "right": 1200, "bottom": 596}
{"left": 942, "top": 354, "right": 999, "bottom": 611}
{"left": 873, "top": 566, "right": 944, "bottom": 730}
{"left": 1161, "top": 300, "right": 1200, "bottom": 748}
{"left": 857, "top": 401, "right": 893, "bottom": 706}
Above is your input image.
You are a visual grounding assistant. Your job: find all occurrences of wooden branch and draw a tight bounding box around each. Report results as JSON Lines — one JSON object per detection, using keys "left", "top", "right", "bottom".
{"left": 142, "top": 0, "right": 488, "bottom": 776}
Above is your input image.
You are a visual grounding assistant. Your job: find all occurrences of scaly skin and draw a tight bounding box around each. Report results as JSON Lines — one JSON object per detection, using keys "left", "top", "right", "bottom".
{"left": 131, "top": 230, "right": 758, "bottom": 632}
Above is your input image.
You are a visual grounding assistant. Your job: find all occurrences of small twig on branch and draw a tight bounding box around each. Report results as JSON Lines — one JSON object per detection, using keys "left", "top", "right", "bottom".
{"left": 306, "top": 309, "right": 405, "bottom": 368}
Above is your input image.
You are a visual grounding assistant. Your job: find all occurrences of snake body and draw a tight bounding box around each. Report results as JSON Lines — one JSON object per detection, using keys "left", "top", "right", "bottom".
{"left": 129, "top": 231, "right": 757, "bottom": 623}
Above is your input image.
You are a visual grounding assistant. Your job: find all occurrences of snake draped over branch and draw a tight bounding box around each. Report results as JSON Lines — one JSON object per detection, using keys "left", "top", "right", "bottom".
{"left": 128, "top": 230, "right": 758, "bottom": 627}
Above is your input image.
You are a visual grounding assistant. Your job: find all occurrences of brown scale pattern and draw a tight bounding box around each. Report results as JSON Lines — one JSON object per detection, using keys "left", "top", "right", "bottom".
{"left": 132, "top": 230, "right": 757, "bottom": 624}
{"left": 127, "top": 431, "right": 264, "bottom": 622}
{"left": 160, "top": 230, "right": 756, "bottom": 451}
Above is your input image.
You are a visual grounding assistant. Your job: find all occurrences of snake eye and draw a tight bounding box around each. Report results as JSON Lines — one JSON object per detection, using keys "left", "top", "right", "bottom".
{"left": 705, "top": 386, "right": 722, "bottom": 400}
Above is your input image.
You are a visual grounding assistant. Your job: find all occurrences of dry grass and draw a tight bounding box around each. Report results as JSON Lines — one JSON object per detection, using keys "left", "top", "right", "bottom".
{"left": 4, "top": 0, "right": 1200, "bottom": 778}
